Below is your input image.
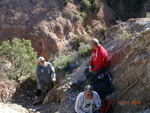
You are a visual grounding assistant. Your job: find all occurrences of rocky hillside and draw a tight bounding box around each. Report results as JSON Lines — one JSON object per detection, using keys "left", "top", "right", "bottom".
{"left": 0, "top": 0, "right": 114, "bottom": 60}
{"left": 0, "top": 0, "right": 150, "bottom": 113}
{"left": 0, "top": 17, "right": 150, "bottom": 113}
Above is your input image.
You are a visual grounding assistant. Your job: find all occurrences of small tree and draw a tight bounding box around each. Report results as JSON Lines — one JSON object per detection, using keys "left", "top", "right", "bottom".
{"left": 0, "top": 38, "right": 37, "bottom": 82}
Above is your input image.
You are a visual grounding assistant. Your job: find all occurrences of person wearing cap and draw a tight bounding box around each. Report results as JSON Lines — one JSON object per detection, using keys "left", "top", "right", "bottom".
{"left": 75, "top": 85, "right": 101, "bottom": 113}
{"left": 34, "top": 56, "right": 56, "bottom": 105}
{"left": 73, "top": 38, "right": 108, "bottom": 87}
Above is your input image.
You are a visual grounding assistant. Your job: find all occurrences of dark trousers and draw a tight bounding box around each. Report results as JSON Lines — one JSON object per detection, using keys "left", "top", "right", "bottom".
{"left": 75, "top": 66, "right": 105, "bottom": 85}
{"left": 93, "top": 110, "right": 100, "bottom": 113}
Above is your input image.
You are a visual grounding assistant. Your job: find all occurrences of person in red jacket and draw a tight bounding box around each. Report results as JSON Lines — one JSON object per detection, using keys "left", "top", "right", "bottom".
{"left": 73, "top": 38, "right": 108, "bottom": 87}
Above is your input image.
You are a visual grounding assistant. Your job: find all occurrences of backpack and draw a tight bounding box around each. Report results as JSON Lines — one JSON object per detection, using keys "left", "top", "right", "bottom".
{"left": 91, "top": 72, "right": 113, "bottom": 98}
{"left": 100, "top": 98, "right": 112, "bottom": 113}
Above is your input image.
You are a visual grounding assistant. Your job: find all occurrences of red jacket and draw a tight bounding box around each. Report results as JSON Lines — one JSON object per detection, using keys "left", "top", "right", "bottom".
{"left": 90, "top": 44, "right": 108, "bottom": 71}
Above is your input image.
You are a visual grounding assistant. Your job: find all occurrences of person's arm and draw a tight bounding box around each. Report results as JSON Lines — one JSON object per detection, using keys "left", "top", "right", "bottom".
{"left": 49, "top": 63, "right": 56, "bottom": 79}
{"left": 75, "top": 95, "right": 86, "bottom": 113}
{"left": 94, "top": 92, "right": 101, "bottom": 111}
{"left": 36, "top": 66, "right": 41, "bottom": 89}
{"left": 92, "top": 51, "right": 104, "bottom": 72}
{"left": 89, "top": 55, "right": 94, "bottom": 67}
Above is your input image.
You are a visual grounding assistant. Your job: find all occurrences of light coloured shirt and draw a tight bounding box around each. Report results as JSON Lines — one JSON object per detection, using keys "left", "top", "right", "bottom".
{"left": 36, "top": 62, "right": 56, "bottom": 89}
{"left": 75, "top": 91, "right": 101, "bottom": 113}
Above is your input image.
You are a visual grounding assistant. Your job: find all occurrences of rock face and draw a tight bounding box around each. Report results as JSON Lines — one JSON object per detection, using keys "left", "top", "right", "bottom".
{"left": 0, "top": 0, "right": 114, "bottom": 60}
{"left": 0, "top": 102, "right": 29, "bottom": 113}
{"left": 104, "top": 18, "right": 150, "bottom": 112}
{"left": 0, "top": 79, "right": 17, "bottom": 102}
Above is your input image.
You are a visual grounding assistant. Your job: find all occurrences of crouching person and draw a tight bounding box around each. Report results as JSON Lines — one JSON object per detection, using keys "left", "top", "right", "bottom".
{"left": 33, "top": 56, "right": 56, "bottom": 105}
{"left": 75, "top": 85, "right": 101, "bottom": 113}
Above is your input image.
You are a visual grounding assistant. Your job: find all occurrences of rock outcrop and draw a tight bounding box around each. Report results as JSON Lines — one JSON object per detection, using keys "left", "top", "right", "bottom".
{"left": 0, "top": 79, "right": 17, "bottom": 102}
{"left": 0, "top": 102, "right": 29, "bottom": 113}
{"left": 104, "top": 18, "right": 150, "bottom": 113}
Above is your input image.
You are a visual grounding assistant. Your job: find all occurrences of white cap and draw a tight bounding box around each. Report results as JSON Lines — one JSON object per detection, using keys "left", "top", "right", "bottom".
{"left": 38, "top": 56, "right": 45, "bottom": 62}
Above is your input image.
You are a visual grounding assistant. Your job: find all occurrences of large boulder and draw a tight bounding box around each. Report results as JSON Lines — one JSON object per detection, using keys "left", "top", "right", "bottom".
{"left": 0, "top": 79, "right": 17, "bottom": 102}
{"left": 0, "top": 102, "right": 29, "bottom": 113}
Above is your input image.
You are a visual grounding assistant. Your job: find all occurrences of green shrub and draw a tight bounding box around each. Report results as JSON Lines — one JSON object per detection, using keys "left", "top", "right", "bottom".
{"left": 72, "top": 35, "right": 89, "bottom": 49}
{"left": 0, "top": 38, "right": 37, "bottom": 82}
{"left": 91, "top": 3, "right": 100, "bottom": 13}
{"left": 52, "top": 53, "right": 70, "bottom": 71}
{"left": 81, "top": 11, "right": 87, "bottom": 20}
{"left": 107, "top": 0, "right": 113, "bottom": 8}
{"left": 65, "top": 72, "right": 72, "bottom": 78}
{"left": 100, "top": 27, "right": 107, "bottom": 37}
{"left": 75, "top": 13, "right": 84, "bottom": 21}
{"left": 63, "top": 0, "right": 68, "bottom": 6}
{"left": 78, "top": 43, "right": 92, "bottom": 57}
{"left": 86, "top": 25, "right": 91, "bottom": 33}
{"left": 82, "top": 0, "right": 91, "bottom": 8}
{"left": 52, "top": 52, "right": 80, "bottom": 73}
{"left": 119, "top": 29, "right": 131, "bottom": 39}
{"left": 76, "top": 11, "right": 87, "bottom": 22}
{"left": 146, "top": 12, "right": 150, "bottom": 18}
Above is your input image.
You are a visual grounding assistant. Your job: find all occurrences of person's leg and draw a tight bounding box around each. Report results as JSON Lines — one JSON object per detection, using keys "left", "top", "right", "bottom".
{"left": 74, "top": 74, "right": 88, "bottom": 85}
{"left": 93, "top": 110, "right": 100, "bottom": 113}
{"left": 33, "top": 82, "right": 44, "bottom": 105}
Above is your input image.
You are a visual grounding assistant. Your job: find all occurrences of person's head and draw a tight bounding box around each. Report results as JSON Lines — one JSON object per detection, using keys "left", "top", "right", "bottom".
{"left": 90, "top": 38, "right": 99, "bottom": 50}
{"left": 38, "top": 56, "right": 45, "bottom": 67}
{"left": 84, "top": 85, "right": 93, "bottom": 99}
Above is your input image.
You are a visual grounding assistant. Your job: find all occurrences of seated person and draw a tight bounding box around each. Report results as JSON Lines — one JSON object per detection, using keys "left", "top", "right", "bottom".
{"left": 75, "top": 85, "right": 101, "bottom": 113}
{"left": 74, "top": 39, "right": 108, "bottom": 86}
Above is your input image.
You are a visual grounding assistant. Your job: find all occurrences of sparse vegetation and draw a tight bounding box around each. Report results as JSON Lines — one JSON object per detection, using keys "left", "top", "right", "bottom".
{"left": 65, "top": 72, "right": 72, "bottom": 78}
{"left": 91, "top": 2, "right": 101, "bottom": 13}
{"left": 82, "top": 0, "right": 91, "bottom": 8}
{"left": 52, "top": 53, "right": 70, "bottom": 71}
{"left": 81, "top": 0, "right": 101, "bottom": 13}
{"left": 76, "top": 11, "right": 87, "bottom": 21}
{"left": 75, "top": 13, "right": 84, "bottom": 21}
{"left": 122, "top": 30, "right": 131, "bottom": 39}
{"left": 81, "top": 11, "right": 87, "bottom": 20}
{"left": 146, "top": 12, "right": 150, "bottom": 18}
{"left": 100, "top": 27, "right": 107, "bottom": 38}
{"left": 72, "top": 35, "right": 89, "bottom": 49}
{"left": 78, "top": 43, "right": 92, "bottom": 57}
{"left": 63, "top": 0, "right": 68, "bottom": 6}
{"left": 0, "top": 38, "right": 37, "bottom": 82}
{"left": 107, "top": 0, "right": 113, "bottom": 8}
{"left": 86, "top": 25, "right": 91, "bottom": 33}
